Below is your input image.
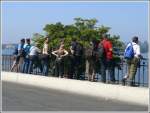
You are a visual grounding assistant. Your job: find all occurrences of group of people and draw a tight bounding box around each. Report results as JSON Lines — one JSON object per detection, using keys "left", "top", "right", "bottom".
{"left": 10, "top": 34, "right": 142, "bottom": 86}
{"left": 11, "top": 38, "right": 49, "bottom": 76}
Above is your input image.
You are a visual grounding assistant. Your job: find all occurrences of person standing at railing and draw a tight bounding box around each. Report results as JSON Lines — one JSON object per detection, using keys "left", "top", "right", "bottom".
{"left": 70, "top": 39, "right": 84, "bottom": 80}
{"left": 41, "top": 37, "right": 50, "bottom": 76}
{"left": 22, "top": 38, "right": 31, "bottom": 73}
{"left": 28, "top": 43, "right": 41, "bottom": 74}
{"left": 11, "top": 38, "right": 25, "bottom": 72}
{"left": 52, "top": 44, "right": 68, "bottom": 78}
{"left": 99, "top": 34, "right": 115, "bottom": 83}
{"left": 122, "top": 36, "right": 143, "bottom": 86}
{"left": 85, "top": 40, "right": 99, "bottom": 82}
{"left": 69, "top": 38, "right": 77, "bottom": 79}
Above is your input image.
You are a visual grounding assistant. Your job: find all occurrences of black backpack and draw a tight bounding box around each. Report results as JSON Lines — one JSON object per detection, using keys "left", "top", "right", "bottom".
{"left": 75, "top": 43, "right": 83, "bottom": 56}
{"left": 13, "top": 46, "right": 18, "bottom": 55}
{"left": 97, "top": 43, "right": 105, "bottom": 59}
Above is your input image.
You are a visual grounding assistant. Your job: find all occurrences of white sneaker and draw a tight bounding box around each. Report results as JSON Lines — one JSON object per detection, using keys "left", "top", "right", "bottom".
{"left": 123, "top": 74, "right": 128, "bottom": 79}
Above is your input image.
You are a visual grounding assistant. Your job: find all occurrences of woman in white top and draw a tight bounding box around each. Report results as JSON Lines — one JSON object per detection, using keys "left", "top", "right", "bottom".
{"left": 122, "top": 36, "right": 143, "bottom": 86}
{"left": 41, "top": 37, "right": 50, "bottom": 76}
{"left": 52, "top": 44, "right": 68, "bottom": 78}
{"left": 43, "top": 37, "right": 49, "bottom": 55}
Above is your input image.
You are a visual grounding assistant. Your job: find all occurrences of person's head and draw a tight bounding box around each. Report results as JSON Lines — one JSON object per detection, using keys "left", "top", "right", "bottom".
{"left": 44, "top": 37, "right": 49, "bottom": 43}
{"left": 92, "top": 38, "right": 97, "bottom": 44}
{"left": 72, "top": 38, "right": 77, "bottom": 42}
{"left": 102, "top": 34, "right": 109, "bottom": 40}
{"left": 20, "top": 38, "right": 25, "bottom": 44}
{"left": 60, "top": 38, "right": 64, "bottom": 45}
{"left": 59, "top": 44, "right": 64, "bottom": 50}
{"left": 26, "top": 38, "right": 30, "bottom": 44}
{"left": 132, "top": 36, "right": 139, "bottom": 44}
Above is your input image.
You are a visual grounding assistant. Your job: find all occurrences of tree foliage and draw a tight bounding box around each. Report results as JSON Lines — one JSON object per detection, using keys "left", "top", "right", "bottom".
{"left": 32, "top": 17, "right": 124, "bottom": 51}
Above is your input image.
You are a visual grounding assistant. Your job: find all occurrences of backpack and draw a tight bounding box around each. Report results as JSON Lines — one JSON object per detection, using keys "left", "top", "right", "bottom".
{"left": 75, "top": 43, "right": 83, "bottom": 56}
{"left": 20, "top": 49, "right": 26, "bottom": 57}
{"left": 17, "top": 44, "right": 25, "bottom": 57}
{"left": 24, "top": 44, "right": 31, "bottom": 56}
{"left": 13, "top": 45, "right": 18, "bottom": 55}
{"left": 85, "top": 46, "right": 93, "bottom": 58}
{"left": 97, "top": 43, "right": 105, "bottom": 59}
{"left": 124, "top": 43, "right": 134, "bottom": 59}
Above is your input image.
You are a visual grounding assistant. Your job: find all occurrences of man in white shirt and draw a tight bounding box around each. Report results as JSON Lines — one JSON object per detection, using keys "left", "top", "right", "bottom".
{"left": 28, "top": 43, "right": 41, "bottom": 74}
{"left": 122, "top": 36, "right": 142, "bottom": 86}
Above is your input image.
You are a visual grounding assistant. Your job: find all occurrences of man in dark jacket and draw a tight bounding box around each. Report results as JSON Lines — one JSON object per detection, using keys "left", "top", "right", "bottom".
{"left": 70, "top": 38, "right": 83, "bottom": 79}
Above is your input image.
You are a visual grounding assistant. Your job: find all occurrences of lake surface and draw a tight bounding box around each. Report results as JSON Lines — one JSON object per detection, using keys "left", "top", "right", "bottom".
{"left": 2, "top": 48, "right": 14, "bottom": 55}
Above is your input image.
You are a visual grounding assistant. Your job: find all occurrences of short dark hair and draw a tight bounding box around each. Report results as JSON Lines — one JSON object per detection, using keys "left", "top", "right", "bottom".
{"left": 26, "top": 38, "right": 30, "bottom": 42}
{"left": 21, "top": 38, "right": 25, "bottom": 42}
{"left": 102, "top": 34, "right": 108, "bottom": 39}
{"left": 45, "top": 36, "right": 49, "bottom": 39}
{"left": 72, "top": 38, "right": 77, "bottom": 42}
{"left": 132, "top": 36, "right": 138, "bottom": 43}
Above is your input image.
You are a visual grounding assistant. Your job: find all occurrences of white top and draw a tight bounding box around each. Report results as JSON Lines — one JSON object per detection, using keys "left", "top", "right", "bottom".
{"left": 23, "top": 44, "right": 27, "bottom": 49}
{"left": 29, "top": 46, "right": 41, "bottom": 56}
{"left": 17, "top": 44, "right": 24, "bottom": 51}
{"left": 126, "top": 42, "right": 141, "bottom": 58}
{"left": 42, "top": 43, "right": 49, "bottom": 54}
{"left": 52, "top": 50, "right": 68, "bottom": 57}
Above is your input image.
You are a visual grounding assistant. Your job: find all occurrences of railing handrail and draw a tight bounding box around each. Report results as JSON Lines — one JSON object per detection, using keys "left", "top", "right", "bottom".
{"left": 2, "top": 54, "right": 148, "bottom": 87}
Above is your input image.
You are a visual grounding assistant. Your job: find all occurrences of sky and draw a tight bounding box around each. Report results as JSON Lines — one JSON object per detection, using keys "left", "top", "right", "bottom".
{"left": 1, "top": 1, "right": 149, "bottom": 44}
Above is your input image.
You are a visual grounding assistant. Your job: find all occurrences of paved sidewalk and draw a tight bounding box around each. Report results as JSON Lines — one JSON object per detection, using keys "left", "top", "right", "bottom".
{"left": 2, "top": 81, "right": 148, "bottom": 111}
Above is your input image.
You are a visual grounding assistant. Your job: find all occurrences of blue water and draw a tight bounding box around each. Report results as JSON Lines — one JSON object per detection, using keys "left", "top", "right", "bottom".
{"left": 2, "top": 48, "right": 14, "bottom": 55}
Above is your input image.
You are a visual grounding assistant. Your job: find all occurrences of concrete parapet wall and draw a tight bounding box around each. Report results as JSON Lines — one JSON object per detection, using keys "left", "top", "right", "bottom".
{"left": 2, "top": 71, "right": 149, "bottom": 106}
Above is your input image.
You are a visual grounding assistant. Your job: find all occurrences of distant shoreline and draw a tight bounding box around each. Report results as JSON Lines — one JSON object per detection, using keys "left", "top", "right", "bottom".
{"left": 2, "top": 45, "right": 148, "bottom": 56}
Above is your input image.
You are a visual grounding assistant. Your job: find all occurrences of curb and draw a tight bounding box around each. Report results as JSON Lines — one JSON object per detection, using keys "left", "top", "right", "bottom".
{"left": 2, "top": 71, "right": 149, "bottom": 106}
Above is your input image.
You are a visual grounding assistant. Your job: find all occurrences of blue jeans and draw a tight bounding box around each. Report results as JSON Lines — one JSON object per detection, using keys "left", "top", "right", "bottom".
{"left": 41, "top": 54, "right": 49, "bottom": 76}
{"left": 106, "top": 59, "right": 115, "bottom": 82}
{"left": 42, "top": 63, "right": 49, "bottom": 76}
{"left": 99, "top": 59, "right": 106, "bottom": 83}
{"left": 22, "top": 57, "right": 30, "bottom": 73}
{"left": 28, "top": 55, "right": 38, "bottom": 74}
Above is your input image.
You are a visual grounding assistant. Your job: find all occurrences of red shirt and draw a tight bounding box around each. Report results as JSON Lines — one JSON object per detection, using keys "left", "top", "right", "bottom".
{"left": 101, "top": 39, "right": 113, "bottom": 60}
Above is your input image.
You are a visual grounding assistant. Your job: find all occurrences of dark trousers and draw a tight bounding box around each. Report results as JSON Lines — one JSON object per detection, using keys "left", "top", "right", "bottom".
{"left": 28, "top": 55, "right": 38, "bottom": 74}
{"left": 55, "top": 58, "right": 64, "bottom": 77}
{"left": 74, "top": 56, "right": 82, "bottom": 79}
{"left": 100, "top": 59, "right": 106, "bottom": 83}
{"left": 68, "top": 55, "right": 82, "bottom": 79}
{"left": 100, "top": 59, "right": 115, "bottom": 83}
{"left": 68, "top": 55, "right": 75, "bottom": 79}
{"left": 106, "top": 59, "right": 115, "bottom": 82}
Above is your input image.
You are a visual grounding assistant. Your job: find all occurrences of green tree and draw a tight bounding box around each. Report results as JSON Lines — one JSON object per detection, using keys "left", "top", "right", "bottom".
{"left": 32, "top": 17, "right": 124, "bottom": 51}
{"left": 32, "top": 33, "right": 45, "bottom": 49}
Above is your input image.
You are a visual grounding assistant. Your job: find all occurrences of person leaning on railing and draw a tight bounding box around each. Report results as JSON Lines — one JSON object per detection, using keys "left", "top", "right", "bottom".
{"left": 122, "top": 36, "right": 143, "bottom": 86}
{"left": 22, "top": 38, "right": 31, "bottom": 73}
{"left": 11, "top": 38, "right": 25, "bottom": 72}
{"left": 40, "top": 37, "right": 50, "bottom": 76}
{"left": 99, "top": 34, "right": 116, "bottom": 84}
{"left": 28, "top": 43, "right": 42, "bottom": 74}
{"left": 52, "top": 44, "right": 68, "bottom": 78}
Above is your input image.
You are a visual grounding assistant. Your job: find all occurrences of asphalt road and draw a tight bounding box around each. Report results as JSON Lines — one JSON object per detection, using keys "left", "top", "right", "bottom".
{"left": 2, "top": 81, "right": 148, "bottom": 111}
